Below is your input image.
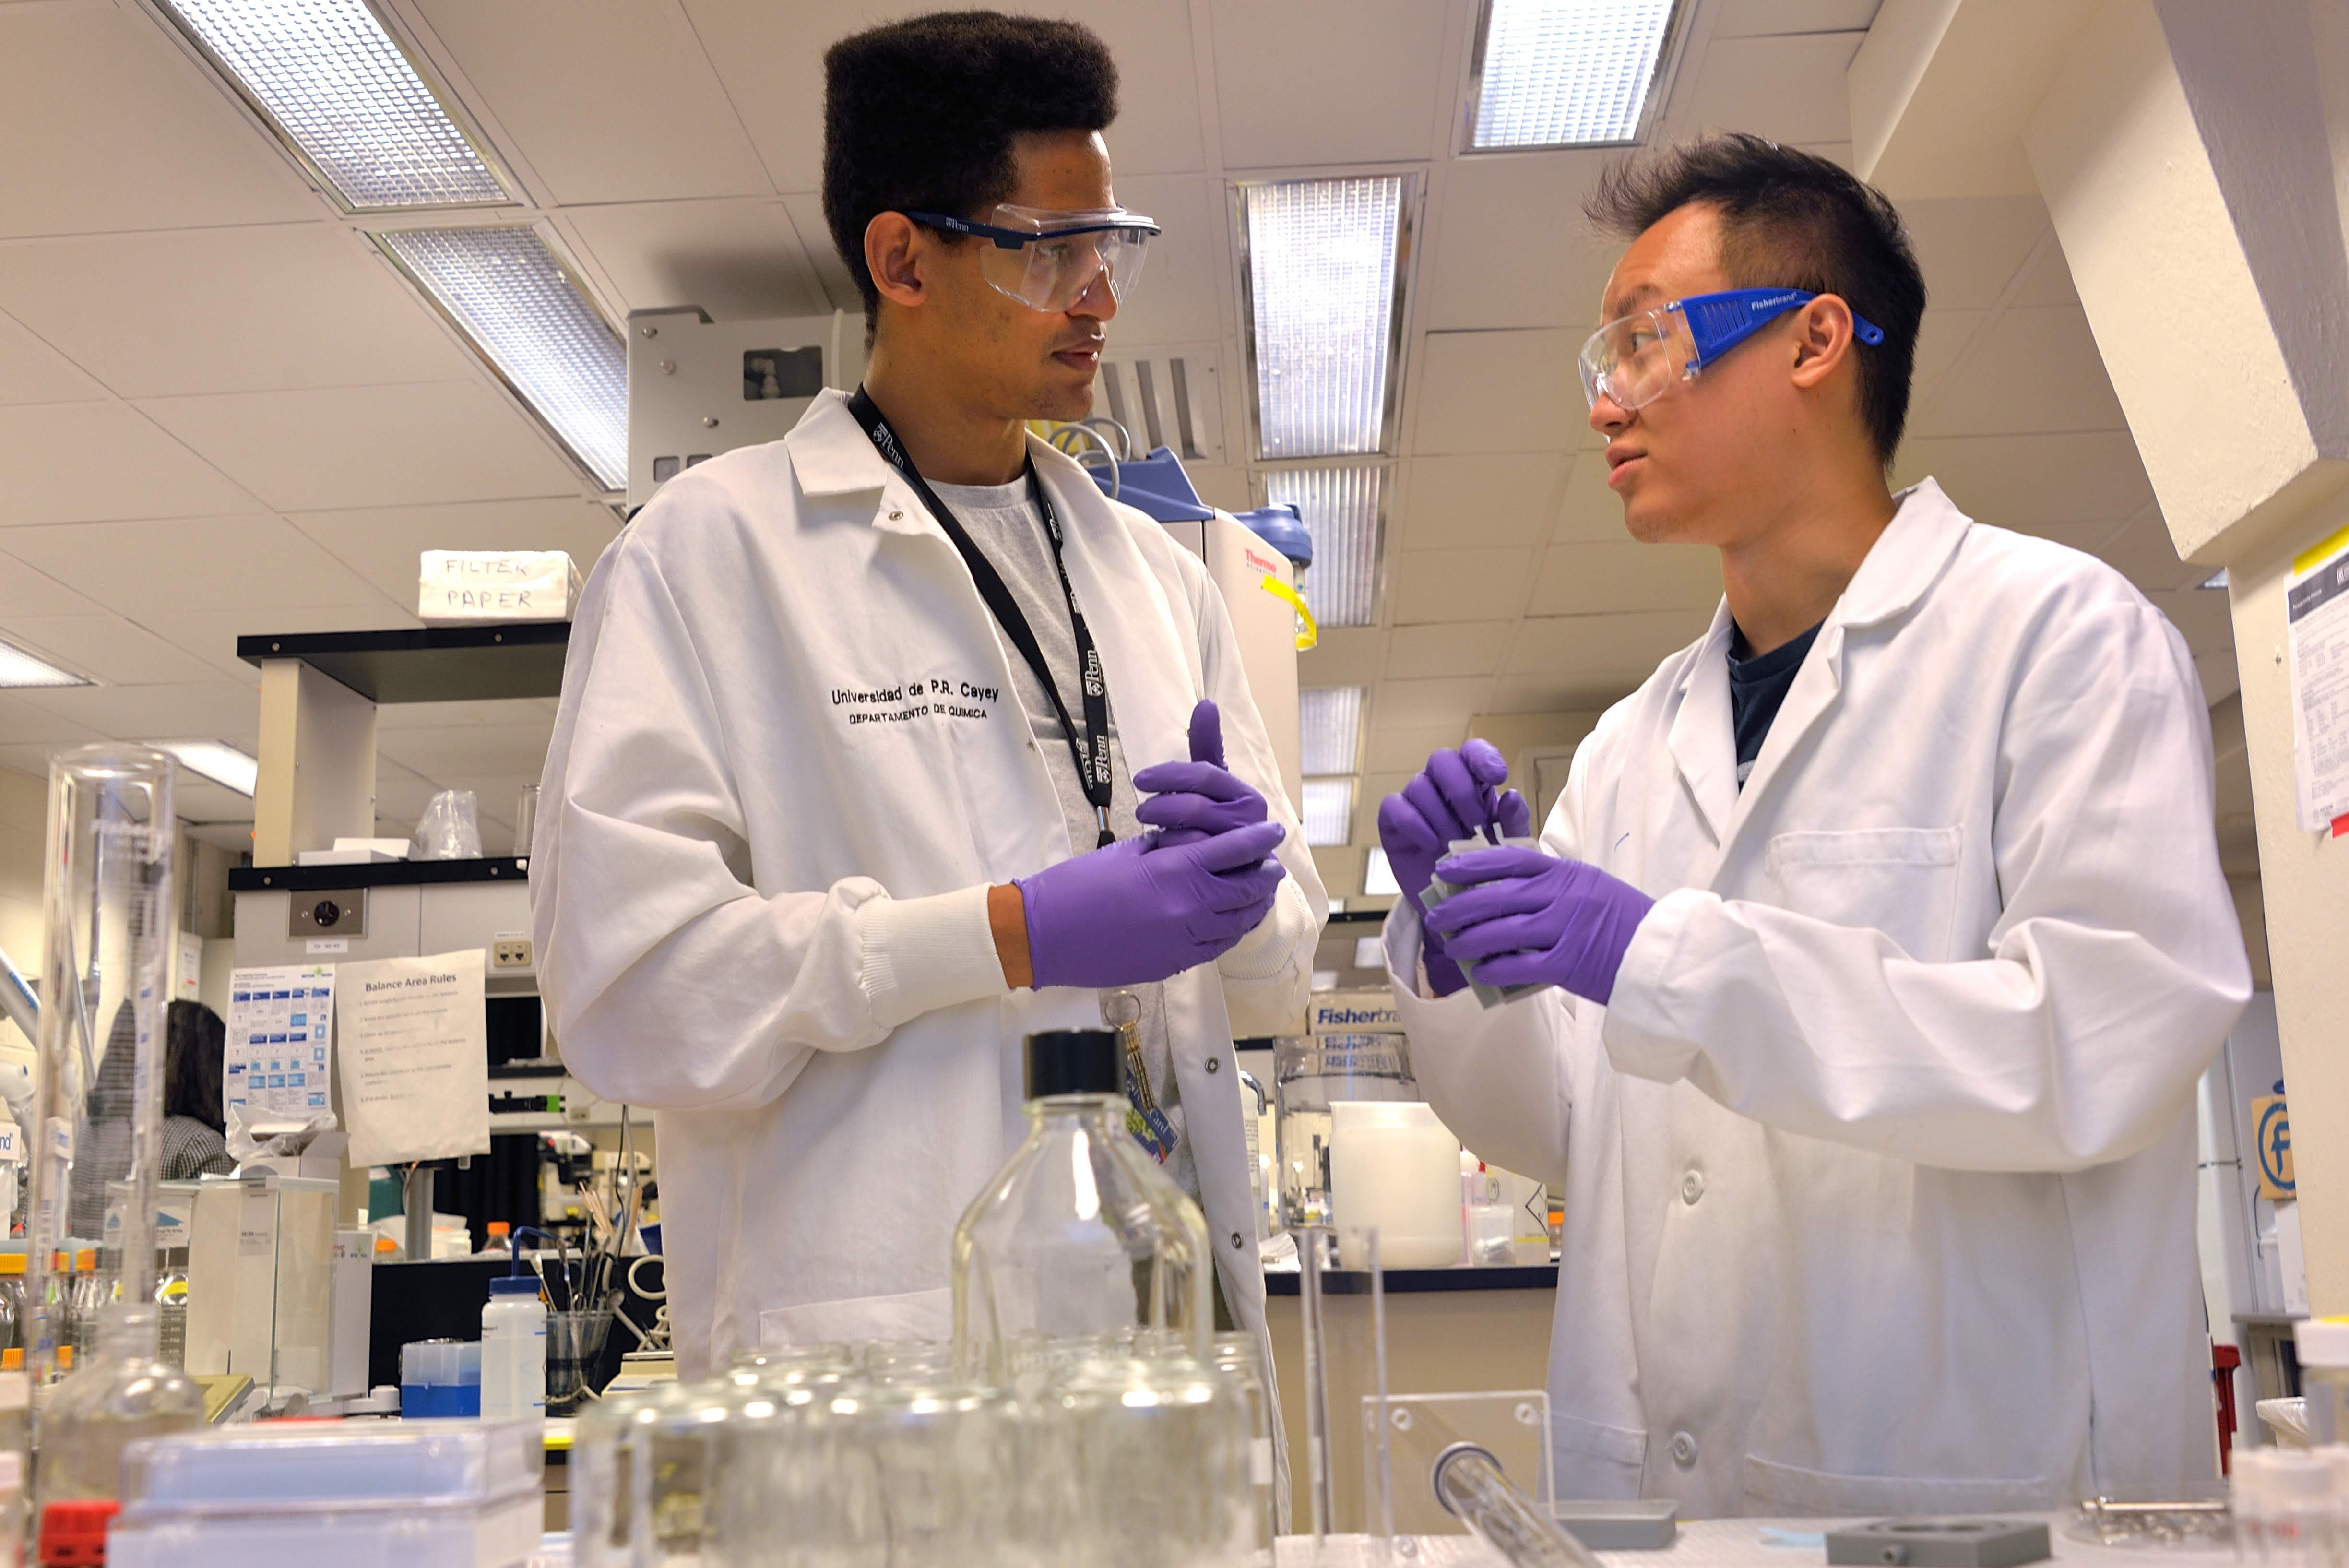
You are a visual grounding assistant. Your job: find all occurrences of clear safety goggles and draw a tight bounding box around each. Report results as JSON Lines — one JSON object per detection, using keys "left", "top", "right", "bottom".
{"left": 1577, "top": 287, "right": 1886, "bottom": 412}
{"left": 902, "top": 203, "right": 1161, "bottom": 314}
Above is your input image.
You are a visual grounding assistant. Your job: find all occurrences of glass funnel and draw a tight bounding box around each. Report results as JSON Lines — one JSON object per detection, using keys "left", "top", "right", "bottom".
{"left": 952, "top": 1030, "right": 1210, "bottom": 1383}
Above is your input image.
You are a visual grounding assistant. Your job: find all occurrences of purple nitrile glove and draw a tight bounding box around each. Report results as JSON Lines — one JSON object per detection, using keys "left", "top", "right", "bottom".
{"left": 1134, "top": 701, "right": 1268, "bottom": 848}
{"left": 1376, "top": 741, "right": 1531, "bottom": 996}
{"left": 1020, "top": 819, "right": 1288, "bottom": 989}
{"left": 1423, "top": 846, "right": 1654, "bottom": 1005}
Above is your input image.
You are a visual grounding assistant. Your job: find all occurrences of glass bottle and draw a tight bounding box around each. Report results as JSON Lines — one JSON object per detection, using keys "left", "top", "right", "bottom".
{"left": 154, "top": 1248, "right": 188, "bottom": 1368}
{"left": 34, "top": 1303, "right": 203, "bottom": 1513}
{"left": 951, "top": 1030, "right": 1211, "bottom": 1385}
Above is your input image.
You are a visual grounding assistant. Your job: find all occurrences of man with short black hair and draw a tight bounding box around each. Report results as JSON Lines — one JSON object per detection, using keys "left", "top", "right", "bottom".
{"left": 535, "top": 11, "right": 1321, "bottom": 1378}
{"left": 1380, "top": 135, "right": 2248, "bottom": 1512}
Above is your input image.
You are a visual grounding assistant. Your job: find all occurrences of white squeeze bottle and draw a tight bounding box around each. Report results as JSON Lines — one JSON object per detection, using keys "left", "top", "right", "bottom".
{"left": 479, "top": 1274, "right": 547, "bottom": 1426}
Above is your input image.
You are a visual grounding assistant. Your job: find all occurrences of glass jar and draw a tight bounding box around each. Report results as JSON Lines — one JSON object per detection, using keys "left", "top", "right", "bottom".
{"left": 1031, "top": 1352, "right": 1253, "bottom": 1567}
{"left": 32, "top": 1304, "right": 203, "bottom": 1512}
{"left": 951, "top": 1031, "right": 1210, "bottom": 1384}
{"left": 1209, "top": 1332, "right": 1279, "bottom": 1557}
{"left": 1272, "top": 1033, "right": 1417, "bottom": 1233}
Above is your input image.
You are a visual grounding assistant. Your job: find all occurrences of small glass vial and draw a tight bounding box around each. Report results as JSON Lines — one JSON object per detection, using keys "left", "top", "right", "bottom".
{"left": 34, "top": 1304, "right": 203, "bottom": 1514}
{"left": 950, "top": 1030, "right": 1210, "bottom": 1384}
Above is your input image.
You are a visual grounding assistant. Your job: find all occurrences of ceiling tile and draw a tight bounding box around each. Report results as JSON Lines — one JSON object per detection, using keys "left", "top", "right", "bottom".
{"left": 1506, "top": 610, "right": 1708, "bottom": 678}
{"left": 139, "top": 381, "right": 582, "bottom": 511}
{"left": 0, "top": 5, "right": 320, "bottom": 238}
{"left": 1526, "top": 542, "right": 1719, "bottom": 617}
{"left": 138, "top": 602, "right": 421, "bottom": 684}
{"left": 1296, "top": 626, "right": 1388, "bottom": 688}
{"left": 0, "top": 310, "right": 103, "bottom": 405}
{"left": 14, "top": 681, "right": 263, "bottom": 742}
{"left": 0, "top": 737, "right": 109, "bottom": 782}
{"left": 1891, "top": 431, "right": 2153, "bottom": 531}
{"left": 1210, "top": 0, "right": 1447, "bottom": 169}
{"left": 1711, "top": 0, "right": 1882, "bottom": 35}
{"left": 1374, "top": 676, "right": 1497, "bottom": 726}
{"left": 2096, "top": 510, "right": 2208, "bottom": 595}
{"left": 562, "top": 199, "right": 828, "bottom": 322}
{"left": 0, "top": 403, "right": 257, "bottom": 525}
{"left": 416, "top": 0, "right": 771, "bottom": 203}
{"left": 290, "top": 497, "right": 619, "bottom": 606}
{"left": 683, "top": 0, "right": 1206, "bottom": 193}
{"left": 1364, "top": 721, "right": 1469, "bottom": 773}
{"left": 1675, "top": 32, "right": 1862, "bottom": 146}
{"left": 2009, "top": 238, "right": 2082, "bottom": 307}
{"left": 171, "top": 773, "right": 259, "bottom": 826}
{"left": 0, "top": 549, "right": 104, "bottom": 617}
{"left": 1486, "top": 671, "right": 1646, "bottom": 714}
{"left": 1412, "top": 330, "right": 1579, "bottom": 455}
{"left": 1391, "top": 546, "right": 1534, "bottom": 625}
{"left": 1897, "top": 198, "right": 2048, "bottom": 312}
{"left": 0, "top": 226, "right": 470, "bottom": 398}
{"left": 777, "top": 192, "right": 861, "bottom": 314}
{"left": 0, "top": 614, "right": 218, "bottom": 686}
{"left": 1423, "top": 153, "right": 1618, "bottom": 332}
{"left": 1398, "top": 453, "right": 1569, "bottom": 551}
{"left": 1908, "top": 306, "right": 2126, "bottom": 438}
{"left": 3, "top": 515, "right": 390, "bottom": 624}
{"left": 2148, "top": 587, "right": 2234, "bottom": 651}
{"left": 0, "top": 691, "right": 107, "bottom": 748}
{"left": 1386, "top": 621, "right": 1510, "bottom": 678}
{"left": 1099, "top": 175, "right": 1226, "bottom": 349}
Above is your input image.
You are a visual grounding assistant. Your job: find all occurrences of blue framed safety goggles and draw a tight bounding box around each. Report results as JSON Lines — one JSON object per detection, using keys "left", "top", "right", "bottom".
{"left": 1578, "top": 287, "right": 1886, "bottom": 412}
{"left": 902, "top": 203, "right": 1162, "bottom": 313}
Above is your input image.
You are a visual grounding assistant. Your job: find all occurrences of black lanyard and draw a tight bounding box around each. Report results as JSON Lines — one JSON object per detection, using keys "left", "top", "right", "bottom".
{"left": 845, "top": 387, "right": 1115, "bottom": 847}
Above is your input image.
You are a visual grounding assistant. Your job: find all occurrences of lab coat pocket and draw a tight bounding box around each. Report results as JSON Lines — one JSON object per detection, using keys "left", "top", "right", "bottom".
{"left": 1743, "top": 1454, "right": 2054, "bottom": 1516}
{"left": 1551, "top": 1413, "right": 1648, "bottom": 1499}
{"left": 1764, "top": 826, "right": 1963, "bottom": 960}
{"left": 759, "top": 1286, "right": 951, "bottom": 1348}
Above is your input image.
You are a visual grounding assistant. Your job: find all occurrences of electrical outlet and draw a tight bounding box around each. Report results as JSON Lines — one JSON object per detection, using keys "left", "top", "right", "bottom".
{"left": 491, "top": 934, "right": 533, "bottom": 969}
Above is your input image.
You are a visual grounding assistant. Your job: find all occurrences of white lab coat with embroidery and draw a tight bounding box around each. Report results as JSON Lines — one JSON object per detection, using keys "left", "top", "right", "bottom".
{"left": 1386, "top": 480, "right": 2248, "bottom": 1518}
{"left": 534, "top": 389, "right": 1323, "bottom": 1382}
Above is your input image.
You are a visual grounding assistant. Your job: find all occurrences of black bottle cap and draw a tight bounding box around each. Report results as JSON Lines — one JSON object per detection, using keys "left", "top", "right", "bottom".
{"left": 1025, "top": 1029, "right": 1124, "bottom": 1100}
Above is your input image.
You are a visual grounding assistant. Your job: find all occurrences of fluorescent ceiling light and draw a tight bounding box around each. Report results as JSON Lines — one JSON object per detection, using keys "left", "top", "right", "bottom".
{"left": 150, "top": 740, "right": 259, "bottom": 797}
{"left": 1353, "top": 935, "right": 1383, "bottom": 969}
{"left": 1302, "top": 778, "right": 1356, "bottom": 848}
{"left": 1241, "top": 176, "right": 1409, "bottom": 459}
{"left": 0, "top": 638, "right": 90, "bottom": 689}
{"left": 1364, "top": 846, "right": 1400, "bottom": 897}
{"left": 1469, "top": 0, "right": 1680, "bottom": 150}
{"left": 154, "top": 0, "right": 510, "bottom": 210}
{"left": 1300, "top": 687, "right": 1366, "bottom": 776}
{"left": 378, "top": 227, "right": 627, "bottom": 490}
{"left": 1264, "top": 467, "right": 1384, "bottom": 628}
{"left": 2200, "top": 568, "right": 2230, "bottom": 590}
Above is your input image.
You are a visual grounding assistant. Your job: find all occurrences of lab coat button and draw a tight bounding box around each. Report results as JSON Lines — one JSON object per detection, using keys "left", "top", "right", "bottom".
{"left": 1670, "top": 1431, "right": 1697, "bottom": 1468}
{"left": 1206, "top": 1057, "right": 1220, "bottom": 1073}
{"left": 889, "top": 509, "right": 905, "bottom": 521}
{"left": 1681, "top": 1169, "right": 1704, "bottom": 1205}
{"left": 1231, "top": 1232, "right": 1245, "bottom": 1249}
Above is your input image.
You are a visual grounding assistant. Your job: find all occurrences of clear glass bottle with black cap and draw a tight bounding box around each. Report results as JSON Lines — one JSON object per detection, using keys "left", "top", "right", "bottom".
{"left": 950, "top": 1029, "right": 1211, "bottom": 1383}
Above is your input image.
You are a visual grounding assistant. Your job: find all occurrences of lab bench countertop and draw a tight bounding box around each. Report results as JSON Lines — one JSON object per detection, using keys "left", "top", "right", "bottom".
{"left": 1267, "top": 1516, "right": 2228, "bottom": 1568}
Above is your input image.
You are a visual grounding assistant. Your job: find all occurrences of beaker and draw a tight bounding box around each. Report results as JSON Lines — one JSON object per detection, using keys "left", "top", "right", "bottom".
{"left": 1273, "top": 1033, "right": 1417, "bottom": 1237}
{"left": 27, "top": 746, "right": 176, "bottom": 1387}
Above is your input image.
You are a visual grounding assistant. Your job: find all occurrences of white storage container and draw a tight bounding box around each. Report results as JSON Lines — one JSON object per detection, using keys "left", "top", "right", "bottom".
{"left": 1329, "top": 1100, "right": 1464, "bottom": 1269}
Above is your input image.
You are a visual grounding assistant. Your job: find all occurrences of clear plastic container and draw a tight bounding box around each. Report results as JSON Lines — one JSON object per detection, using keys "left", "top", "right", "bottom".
{"left": 399, "top": 1339, "right": 481, "bottom": 1418}
{"left": 952, "top": 1030, "right": 1211, "bottom": 1383}
{"left": 1328, "top": 1101, "right": 1463, "bottom": 1269}
{"left": 1031, "top": 1352, "right": 1253, "bottom": 1565}
{"left": 33, "top": 1305, "right": 203, "bottom": 1512}
{"left": 479, "top": 1276, "right": 546, "bottom": 1424}
{"left": 1273, "top": 1033, "right": 1417, "bottom": 1232}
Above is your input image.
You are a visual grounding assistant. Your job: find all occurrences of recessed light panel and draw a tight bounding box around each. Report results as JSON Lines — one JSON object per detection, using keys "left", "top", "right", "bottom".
{"left": 0, "top": 639, "right": 89, "bottom": 689}
{"left": 155, "top": 0, "right": 510, "bottom": 209}
{"left": 1300, "top": 687, "right": 1365, "bottom": 777}
{"left": 378, "top": 227, "right": 627, "bottom": 490}
{"left": 1302, "top": 778, "right": 1356, "bottom": 848}
{"left": 1469, "top": 0, "right": 1680, "bottom": 150}
{"left": 150, "top": 740, "right": 259, "bottom": 797}
{"left": 1242, "top": 176, "right": 1408, "bottom": 459}
{"left": 1264, "top": 466, "right": 1384, "bottom": 629}
{"left": 1364, "top": 846, "right": 1401, "bottom": 897}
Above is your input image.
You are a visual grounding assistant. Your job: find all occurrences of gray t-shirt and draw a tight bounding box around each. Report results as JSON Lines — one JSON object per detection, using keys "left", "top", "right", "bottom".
{"left": 931, "top": 477, "right": 1197, "bottom": 1203}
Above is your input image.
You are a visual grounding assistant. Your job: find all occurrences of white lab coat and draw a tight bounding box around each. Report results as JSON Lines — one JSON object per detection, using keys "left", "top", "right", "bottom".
{"left": 535, "top": 389, "right": 1324, "bottom": 1380}
{"left": 1386, "top": 480, "right": 2249, "bottom": 1517}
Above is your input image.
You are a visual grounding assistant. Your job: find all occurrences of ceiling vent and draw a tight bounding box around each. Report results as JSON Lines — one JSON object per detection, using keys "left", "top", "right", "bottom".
{"left": 1089, "top": 349, "right": 1223, "bottom": 464}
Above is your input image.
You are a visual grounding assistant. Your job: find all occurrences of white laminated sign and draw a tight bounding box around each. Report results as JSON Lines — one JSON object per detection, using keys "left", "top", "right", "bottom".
{"left": 418, "top": 550, "right": 581, "bottom": 624}
{"left": 335, "top": 950, "right": 489, "bottom": 1166}
{"left": 2288, "top": 525, "right": 2349, "bottom": 832}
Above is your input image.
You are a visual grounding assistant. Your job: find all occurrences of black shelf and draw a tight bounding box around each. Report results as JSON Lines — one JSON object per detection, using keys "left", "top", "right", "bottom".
{"left": 237, "top": 624, "right": 569, "bottom": 704}
{"left": 228, "top": 856, "right": 529, "bottom": 892}
{"left": 1264, "top": 1264, "right": 1557, "bottom": 1297}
